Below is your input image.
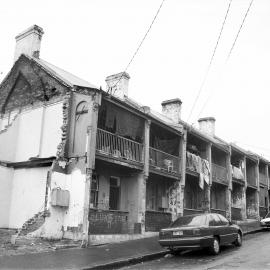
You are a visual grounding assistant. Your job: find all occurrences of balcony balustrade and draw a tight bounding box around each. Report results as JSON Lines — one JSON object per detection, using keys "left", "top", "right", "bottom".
{"left": 149, "top": 147, "right": 180, "bottom": 174}
{"left": 232, "top": 166, "right": 244, "bottom": 181}
{"left": 212, "top": 163, "right": 228, "bottom": 184}
{"left": 96, "top": 128, "right": 143, "bottom": 164}
{"left": 259, "top": 172, "right": 268, "bottom": 186}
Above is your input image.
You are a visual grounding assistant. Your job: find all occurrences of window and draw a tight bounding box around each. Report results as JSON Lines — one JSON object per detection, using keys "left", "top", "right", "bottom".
{"left": 109, "top": 177, "right": 121, "bottom": 210}
{"left": 209, "top": 214, "right": 222, "bottom": 226}
{"left": 90, "top": 174, "right": 99, "bottom": 208}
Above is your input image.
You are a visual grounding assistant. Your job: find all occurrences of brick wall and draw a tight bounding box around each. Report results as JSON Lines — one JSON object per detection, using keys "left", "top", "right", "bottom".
{"left": 145, "top": 210, "right": 172, "bottom": 232}
{"left": 88, "top": 209, "right": 129, "bottom": 234}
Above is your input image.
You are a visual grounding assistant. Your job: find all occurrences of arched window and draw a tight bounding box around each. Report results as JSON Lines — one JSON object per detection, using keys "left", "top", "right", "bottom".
{"left": 73, "top": 101, "right": 89, "bottom": 154}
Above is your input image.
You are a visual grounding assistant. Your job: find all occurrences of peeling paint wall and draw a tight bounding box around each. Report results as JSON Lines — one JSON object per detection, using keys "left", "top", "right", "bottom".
{"left": 34, "top": 168, "right": 85, "bottom": 239}
{"left": 8, "top": 167, "right": 49, "bottom": 228}
{"left": 0, "top": 166, "right": 14, "bottom": 228}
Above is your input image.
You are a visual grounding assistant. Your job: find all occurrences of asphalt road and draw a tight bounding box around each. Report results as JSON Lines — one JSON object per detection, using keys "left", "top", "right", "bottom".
{"left": 121, "top": 231, "right": 270, "bottom": 270}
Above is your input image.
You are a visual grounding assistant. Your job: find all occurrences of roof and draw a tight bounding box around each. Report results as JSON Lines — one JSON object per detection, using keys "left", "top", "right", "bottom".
{"left": 26, "top": 55, "right": 99, "bottom": 89}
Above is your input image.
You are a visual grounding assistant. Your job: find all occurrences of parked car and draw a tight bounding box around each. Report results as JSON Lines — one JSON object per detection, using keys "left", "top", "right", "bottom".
{"left": 260, "top": 212, "right": 270, "bottom": 229}
{"left": 159, "top": 213, "right": 242, "bottom": 255}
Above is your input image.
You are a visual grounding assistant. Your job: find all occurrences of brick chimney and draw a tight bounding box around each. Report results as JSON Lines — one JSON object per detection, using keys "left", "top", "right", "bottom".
{"left": 105, "top": 72, "right": 130, "bottom": 99}
{"left": 161, "top": 98, "right": 182, "bottom": 124}
{"left": 14, "top": 25, "right": 44, "bottom": 62}
{"left": 198, "top": 117, "right": 216, "bottom": 136}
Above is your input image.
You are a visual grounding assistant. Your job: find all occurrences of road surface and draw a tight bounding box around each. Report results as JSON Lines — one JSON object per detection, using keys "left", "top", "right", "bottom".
{"left": 121, "top": 231, "right": 270, "bottom": 269}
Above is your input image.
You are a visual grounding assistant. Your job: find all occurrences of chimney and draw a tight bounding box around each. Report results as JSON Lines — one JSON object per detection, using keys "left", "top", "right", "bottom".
{"left": 105, "top": 72, "right": 130, "bottom": 99}
{"left": 14, "top": 25, "right": 44, "bottom": 62}
{"left": 161, "top": 98, "right": 182, "bottom": 124}
{"left": 198, "top": 117, "right": 216, "bottom": 136}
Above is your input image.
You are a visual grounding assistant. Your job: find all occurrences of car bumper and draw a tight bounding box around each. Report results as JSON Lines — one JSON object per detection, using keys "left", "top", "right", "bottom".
{"left": 158, "top": 235, "right": 214, "bottom": 250}
{"left": 260, "top": 223, "right": 270, "bottom": 228}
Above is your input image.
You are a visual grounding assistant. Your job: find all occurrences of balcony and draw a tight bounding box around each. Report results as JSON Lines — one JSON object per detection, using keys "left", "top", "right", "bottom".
{"left": 149, "top": 147, "right": 180, "bottom": 176}
{"left": 232, "top": 166, "right": 244, "bottom": 182}
{"left": 96, "top": 128, "right": 143, "bottom": 165}
{"left": 212, "top": 163, "right": 228, "bottom": 185}
{"left": 259, "top": 172, "right": 268, "bottom": 186}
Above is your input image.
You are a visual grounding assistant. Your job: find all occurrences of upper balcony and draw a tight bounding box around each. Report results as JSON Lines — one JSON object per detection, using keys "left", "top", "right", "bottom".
{"left": 96, "top": 128, "right": 144, "bottom": 166}
{"left": 246, "top": 158, "right": 257, "bottom": 188}
{"left": 96, "top": 100, "right": 144, "bottom": 169}
{"left": 212, "top": 163, "right": 228, "bottom": 185}
{"left": 149, "top": 123, "right": 181, "bottom": 178}
{"left": 211, "top": 146, "right": 228, "bottom": 185}
{"left": 231, "top": 149, "right": 245, "bottom": 184}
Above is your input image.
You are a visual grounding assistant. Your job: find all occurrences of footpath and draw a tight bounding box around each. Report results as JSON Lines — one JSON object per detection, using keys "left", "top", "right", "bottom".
{"left": 0, "top": 220, "right": 263, "bottom": 270}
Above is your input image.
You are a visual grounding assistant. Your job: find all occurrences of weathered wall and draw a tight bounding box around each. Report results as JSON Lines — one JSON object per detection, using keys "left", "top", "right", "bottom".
{"left": 0, "top": 116, "right": 20, "bottom": 161}
{"left": 8, "top": 167, "right": 49, "bottom": 228}
{"left": 40, "top": 102, "right": 63, "bottom": 157}
{"left": 34, "top": 168, "right": 86, "bottom": 239}
{"left": 211, "top": 183, "right": 226, "bottom": 210}
{"left": 0, "top": 166, "right": 14, "bottom": 228}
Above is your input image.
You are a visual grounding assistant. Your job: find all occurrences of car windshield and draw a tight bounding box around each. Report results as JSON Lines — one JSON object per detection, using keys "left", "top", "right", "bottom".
{"left": 265, "top": 212, "right": 270, "bottom": 218}
{"left": 170, "top": 215, "right": 207, "bottom": 227}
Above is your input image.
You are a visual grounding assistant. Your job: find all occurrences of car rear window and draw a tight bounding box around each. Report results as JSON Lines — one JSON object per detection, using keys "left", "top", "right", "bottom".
{"left": 170, "top": 215, "right": 207, "bottom": 227}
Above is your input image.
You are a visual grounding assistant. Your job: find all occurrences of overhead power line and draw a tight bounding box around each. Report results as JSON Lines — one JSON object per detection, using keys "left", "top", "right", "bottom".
{"left": 197, "top": 0, "right": 254, "bottom": 119}
{"left": 226, "top": 0, "right": 254, "bottom": 61}
{"left": 108, "top": 0, "right": 166, "bottom": 94}
{"left": 187, "top": 0, "right": 233, "bottom": 122}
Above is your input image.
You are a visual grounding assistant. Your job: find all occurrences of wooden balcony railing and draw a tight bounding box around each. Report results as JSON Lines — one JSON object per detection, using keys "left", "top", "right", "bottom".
{"left": 247, "top": 175, "right": 257, "bottom": 187}
{"left": 96, "top": 128, "right": 143, "bottom": 164}
{"left": 259, "top": 172, "right": 268, "bottom": 186}
{"left": 149, "top": 147, "right": 180, "bottom": 174}
{"left": 232, "top": 166, "right": 244, "bottom": 181}
{"left": 212, "top": 163, "right": 228, "bottom": 184}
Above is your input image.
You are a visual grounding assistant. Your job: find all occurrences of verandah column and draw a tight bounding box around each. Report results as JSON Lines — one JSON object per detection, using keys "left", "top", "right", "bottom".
{"left": 137, "top": 119, "right": 150, "bottom": 234}
{"left": 204, "top": 142, "right": 212, "bottom": 213}
{"left": 225, "top": 147, "right": 232, "bottom": 220}
{"left": 81, "top": 92, "right": 101, "bottom": 247}
{"left": 241, "top": 156, "right": 247, "bottom": 220}
{"left": 255, "top": 158, "right": 260, "bottom": 220}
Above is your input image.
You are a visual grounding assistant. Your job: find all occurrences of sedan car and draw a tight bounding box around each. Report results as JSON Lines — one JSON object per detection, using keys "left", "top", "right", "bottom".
{"left": 159, "top": 213, "right": 242, "bottom": 255}
{"left": 260, "top": 212, "right": 270, "bottom": 228}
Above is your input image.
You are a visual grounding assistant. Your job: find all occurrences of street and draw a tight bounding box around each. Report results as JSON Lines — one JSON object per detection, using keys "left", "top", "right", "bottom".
{"left": 121, "top": 231, "right": 270, "bottom": 270}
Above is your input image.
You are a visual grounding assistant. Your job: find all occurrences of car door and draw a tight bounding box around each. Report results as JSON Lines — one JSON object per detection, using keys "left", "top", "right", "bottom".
{"left": 209, "top": 214, "right": 226, "bottom": 245}
{"left": 218, "top": 214, "right": 237, "bottom": 243}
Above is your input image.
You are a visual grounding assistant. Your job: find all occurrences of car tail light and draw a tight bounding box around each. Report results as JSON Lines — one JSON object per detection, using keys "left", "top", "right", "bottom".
{"left": 192, "top": 229, "right": 200, "bottom": 235}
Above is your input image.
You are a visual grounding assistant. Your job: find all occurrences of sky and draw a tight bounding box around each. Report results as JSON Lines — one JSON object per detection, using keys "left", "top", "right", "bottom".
{"left": 0, "top": 0, "right": 270, "bottom": 158}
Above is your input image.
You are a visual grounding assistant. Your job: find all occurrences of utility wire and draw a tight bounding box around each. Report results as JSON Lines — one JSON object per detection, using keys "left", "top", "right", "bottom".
{"left": 187, "top": 0, "right": 233, "bottom": 122}
{"left": 226, "top": 0, "right": 254, "bottom": 61}
{"left": 197, "top": 0, "right": 254, "bottom": 119}
{"left": 108, "top": 0, "right": 166, "bottom": 94}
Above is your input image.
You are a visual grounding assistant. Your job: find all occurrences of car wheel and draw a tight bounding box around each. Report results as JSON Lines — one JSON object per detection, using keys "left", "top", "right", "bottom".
{"left": 234, "top": 231, "right": 242, "bottom": 247}
{"left": 209, "top": 236, "right": 220, "bottom": 255}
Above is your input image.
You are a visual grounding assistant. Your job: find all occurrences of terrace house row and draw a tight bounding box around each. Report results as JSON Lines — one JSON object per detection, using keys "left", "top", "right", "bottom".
{"left": 0, "top": 26, "right": 269, "bottom": 243}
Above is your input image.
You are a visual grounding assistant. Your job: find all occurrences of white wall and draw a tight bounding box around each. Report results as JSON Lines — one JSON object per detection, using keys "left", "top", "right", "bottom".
{"left": 15, "top": 107, "right": 43, "bottom": 161}
{"left": 40, "top": 102, "right": 63, "bottom": 157}
{"left": 0, "top": 102, "right": 63, "bottom": 162}
{"left": 34, "top": 169, "right": 85, "bottom": 239}
{"left": 8, "top": 167, "right": 49, "bottom": 228}
{"left": 0, "top": 116, "right": 20, "bottom": 161}
{"left": 0, "top": 166, "right": 14, "bottom": 228}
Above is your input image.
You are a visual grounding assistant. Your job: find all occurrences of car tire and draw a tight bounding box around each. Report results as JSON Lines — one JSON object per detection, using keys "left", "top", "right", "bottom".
{"left": 209, "top": 236, "right": 220, "bottom": 255}
{"left": 234, "top": 231, "right": 242, "bottom": 247}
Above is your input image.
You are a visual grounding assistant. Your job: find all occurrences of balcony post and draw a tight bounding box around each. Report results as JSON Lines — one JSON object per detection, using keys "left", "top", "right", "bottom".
{"left": 266, "top": 164, "right": 269, "bottom": 210}
{"left": 204, "top": 143, "right": 212, "bottom": 213}
{"left": 81, "top": 92, "right": 101, "bottom": 247}
{"left": 137, "top": 119, "right": 151, "bottom": 234}
{"left": 175, "top": 129, "right": 187, "bottom": 219}
{"left": 242, "top": 156, "right": 247, "bottom": 220}
{"left": 225, "top": 147, "right": 232, "bottom": 220}
{"left": 255, "top": 158, "right": 260, "bottom": 220}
